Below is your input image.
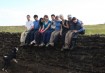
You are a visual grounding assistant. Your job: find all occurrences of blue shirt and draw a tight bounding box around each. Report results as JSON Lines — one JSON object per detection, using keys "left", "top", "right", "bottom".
{"left": 43, "top": 20, "right": 51, "bottom": 30}
{"left": 33, "top": 20, "right": 39, "bottom": 30}
{"left": 70, "top": 20, "right": 85, "bottom": 33}
{"left": 55, "top": 21, "right": 61, "bottom": 31}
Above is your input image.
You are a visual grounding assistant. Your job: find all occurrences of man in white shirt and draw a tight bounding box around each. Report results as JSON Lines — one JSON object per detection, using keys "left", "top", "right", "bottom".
{"left": 20, "top": 15, "right": 34, "bottom": 46}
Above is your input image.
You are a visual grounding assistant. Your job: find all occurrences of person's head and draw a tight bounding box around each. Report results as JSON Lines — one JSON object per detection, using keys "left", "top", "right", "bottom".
{"left": 34, "top": 15, "right": 38, "bottom": 20}
{"left": 72, "top": 17, "right": 78, "bottom": 23}
{"left": 39, "top": 18, "right": 44, "bottom": 24}
{"left": 27, "top": 15, "right": 30, "bottom": 21}
{"left": 68, "top": 15, "right": 72, "bottom": 21}
{"left": 59, "top": 14, "right": 64, "bottom": 20}
{"left": 55, "top": 16, "right": 59, "bottom": 21}
{"left": 51, "top": 14, "right": 55, "bottom": 20}
{"left": 44, "top": 15, "right": 49, "bottom": 21}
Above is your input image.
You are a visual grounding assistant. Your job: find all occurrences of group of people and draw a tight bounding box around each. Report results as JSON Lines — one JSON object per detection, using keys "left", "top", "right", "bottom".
{"left": 20, "top": 14, "right": 85, "bottom": 51}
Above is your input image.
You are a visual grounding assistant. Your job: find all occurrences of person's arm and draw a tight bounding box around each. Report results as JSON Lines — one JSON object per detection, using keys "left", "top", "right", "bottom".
{"left": 60, "top": 24, "right": 62, "bottom": 36}
{"left": 62, "top": 21, "right": 69, "bottom": 29}
{"left": 43, "top": 23, "right": 51, "bottom": 32}
{"left": 31, "top": 22, "right": 34, "bottom": 30}
{"left": 77, "top": 24, "right": 85, "bottom": 33}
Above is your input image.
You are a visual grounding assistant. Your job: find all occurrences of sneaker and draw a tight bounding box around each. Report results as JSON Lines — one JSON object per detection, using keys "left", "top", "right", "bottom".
{"left": 39, "top": 43, "right": 45, "bottom": 47}
{"left": 34, "top": 44, "right": 38, "bottom": 47}
{"left": 30, "top": 40, "right": 36, "bottom": 45}
{"left": 46, "top": 43, "right": 49, "bottom": 47}
{"left": 5, "top": 70, "right": 8, "bottom": 73}
{"left": 2, "top": 68, "right": 4, "bottom": 71}
{"left": 61, "top": 46, "right": 69, "bottom": 51}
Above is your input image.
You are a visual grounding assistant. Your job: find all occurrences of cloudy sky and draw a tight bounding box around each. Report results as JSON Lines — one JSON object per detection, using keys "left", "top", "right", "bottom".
{"left": 0, "top": 0, "right": 105, "bottom": 26}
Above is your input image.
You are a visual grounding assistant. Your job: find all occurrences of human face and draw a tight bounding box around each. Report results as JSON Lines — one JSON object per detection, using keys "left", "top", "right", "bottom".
{"left": 55, "top": 16, "right": 59, "bottom": 21}
{"left": 60, "top": 15, "right": 64, "bottom": 20}
{"left": 41, "top": 18, "right": 44, "bottom": 22}
{"left": 27, "top": 16, "right": 30, "bottom": 21}
{"left": 51, "top": 16, "right": 55, "bottom": 20}
{"left": 34, "top": 17, "right": 38, "bottom": 21}
{"left": 73, "top": 19, "right": 78, "bottom": 23}
{"left": 44, "top": 17, "right": 49, "bottom": 21}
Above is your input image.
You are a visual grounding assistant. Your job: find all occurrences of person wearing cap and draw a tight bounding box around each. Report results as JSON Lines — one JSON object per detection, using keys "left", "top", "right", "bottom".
{"left": 47, "top": 16, "right": 62, "bottom": 47}
{"left": 61, "top": 17, "right": 85, "bottom": 51}
{"left": 20, "top": 15, "right": 34, "bottom": 46}
{"left": 39, "top": 15, "right": 51, "bottom": 46}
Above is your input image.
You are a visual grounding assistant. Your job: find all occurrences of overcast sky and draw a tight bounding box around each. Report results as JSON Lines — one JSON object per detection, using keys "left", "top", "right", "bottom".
{"left": 0, "top": 0, "right": 105, "bottom": 26}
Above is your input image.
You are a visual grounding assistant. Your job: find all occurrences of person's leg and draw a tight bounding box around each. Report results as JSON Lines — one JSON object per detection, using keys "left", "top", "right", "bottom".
{"left": 20, "top": 31, "right": 28, "bottom": 46}
{"left": 49, "top": 31, "right": 56, "bottom": 46}
{"left": 61, "top": 31, "right": 68, "bottom": 46}
{"left": 30, "top": 30, "right": 36, "bottom": 43}
{"left": 64, "top": 31, "right": 73, "bottom": 48}
{"left": 46, "top": 30, "right": 53, "bottom": 44}
{"left": 25, "top": 30, "right": 32, "bottom": 44}
{"left": 70, "top": 33, "right": 78, "bottom": 50}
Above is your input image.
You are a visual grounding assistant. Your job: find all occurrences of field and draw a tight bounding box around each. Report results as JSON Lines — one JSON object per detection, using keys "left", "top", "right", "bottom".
{"left": 0, "top": 24, "right": 105, "bottom": 35}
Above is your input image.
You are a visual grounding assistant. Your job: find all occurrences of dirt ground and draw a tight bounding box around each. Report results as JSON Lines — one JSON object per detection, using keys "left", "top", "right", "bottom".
{"left": 0, "top": 32, "right": 105, "bottom": 73}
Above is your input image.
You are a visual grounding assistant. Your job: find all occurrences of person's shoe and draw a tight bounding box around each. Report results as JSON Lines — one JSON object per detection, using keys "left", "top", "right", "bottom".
{"left": 20, "top": 42, "right": 25, "bottom": 47}
{"left": 34, "top": 44, "right": 38, "bottom": 47}
{"left": 39, "top": 43, "right": 45, "bottom": 47}
{"left": 47, "top": 43, "right": 54, "bottom": 47}
{"left": 46, "top": 43, "right": 50, "bottom": 47}
{"left": 61, "top": 46, "right": 69, "bottom": 51}
{"left": 5, "top": 70, "right": 8, "bottom": 73}
{"left": 70, "top": 45, "right": 75, "bottom": 50}
{"left": 30, "top": 40, "right": 36, "bottom": 45}
{"left": 2, "top": 68, "right": 4, "bottom": 71}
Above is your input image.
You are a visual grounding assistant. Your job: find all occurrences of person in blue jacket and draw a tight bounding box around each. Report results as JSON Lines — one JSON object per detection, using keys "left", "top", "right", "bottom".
{"left": 61, "top": 17, "right": 85, "bottom": 51}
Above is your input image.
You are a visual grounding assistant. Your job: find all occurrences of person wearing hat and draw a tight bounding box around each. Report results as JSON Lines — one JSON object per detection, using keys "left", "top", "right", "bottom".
{"left": 61, "top": 17, "right": 85, "bottom": 51}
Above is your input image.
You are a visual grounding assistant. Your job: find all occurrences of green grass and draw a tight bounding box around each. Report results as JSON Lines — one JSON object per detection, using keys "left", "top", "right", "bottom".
{"left": 0, "top": 24, "right": 105, "bottom": 35}
{"left": 84, "top": 24, "right": 105, "bottom": 35}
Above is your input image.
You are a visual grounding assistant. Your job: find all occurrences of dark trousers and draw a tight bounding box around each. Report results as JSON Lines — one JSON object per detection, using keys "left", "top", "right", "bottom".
{"left": 61, "top": 31, "right": 68, "bottom": 46}
{"left": 25, "top": 29, "right": 38, "bottom": 44}
{"left": 34, "top": 31, "right": 43, "bottom": 44}
{"left": 42, "top": 30, "right": 53, "bottom": 44}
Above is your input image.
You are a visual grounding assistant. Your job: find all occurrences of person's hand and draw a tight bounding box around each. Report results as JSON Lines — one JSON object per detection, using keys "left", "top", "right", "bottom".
{"left": 60, "top": 32, "right": 62, "bottom": 36}
{"left": 73, "top": 30, "right": 78, "bottom": 33}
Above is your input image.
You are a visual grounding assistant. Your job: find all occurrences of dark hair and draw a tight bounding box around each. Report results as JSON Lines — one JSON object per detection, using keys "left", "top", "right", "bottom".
{"left": 51, "top": 14, "right": 55, "bottom": 17}
{"left": 27, "top": 15, "right": 30, "bottom": 17}
{"left": 72, "top": 17, "right": 77, "bottom": 21}
{"left": 44, "top": 15, "right": 48, "bottom": 18}
{"left": 39, "top": 18, "right": 44, "bottom": 27}
{"left": 34, "top": 15, "right": 38, "bottom": 18}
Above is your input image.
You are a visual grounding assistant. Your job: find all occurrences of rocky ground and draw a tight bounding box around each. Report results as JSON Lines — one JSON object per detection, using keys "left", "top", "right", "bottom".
{"left": 0, "top": 32, "right": 105, "bottom": 73}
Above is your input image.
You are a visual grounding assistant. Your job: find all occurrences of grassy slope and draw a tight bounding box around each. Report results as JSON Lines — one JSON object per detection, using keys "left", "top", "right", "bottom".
{"left": 0, "top": 24, "right": 105, "bottom": 35}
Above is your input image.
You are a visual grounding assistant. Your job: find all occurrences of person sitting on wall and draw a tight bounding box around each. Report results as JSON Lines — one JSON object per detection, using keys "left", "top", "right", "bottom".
{"left": 20, "top": 15, "right": 34, "bottom": 46}
{"left": 61, "top": 17, "right": 85, "bottom": 51}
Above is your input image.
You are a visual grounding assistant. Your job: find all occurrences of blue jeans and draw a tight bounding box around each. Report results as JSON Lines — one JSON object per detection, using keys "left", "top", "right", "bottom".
{"left": 42, "top": 30, "right": 54, "bottom": 44}
{"left": 25, "top": 29, "right": 38, "bottom": 44}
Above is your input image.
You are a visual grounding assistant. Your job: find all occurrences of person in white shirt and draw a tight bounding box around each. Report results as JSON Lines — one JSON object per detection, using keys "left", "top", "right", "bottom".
{"left": 20, "top": 15, "right": 34, "bottom": 46}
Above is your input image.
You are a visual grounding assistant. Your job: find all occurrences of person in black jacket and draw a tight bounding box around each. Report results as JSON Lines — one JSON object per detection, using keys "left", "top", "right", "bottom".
{"left": 2, "top": 47, "right": 18, "bottom": 73}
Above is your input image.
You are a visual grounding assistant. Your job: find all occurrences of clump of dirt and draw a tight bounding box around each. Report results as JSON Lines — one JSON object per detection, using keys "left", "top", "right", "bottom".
{"left": 0, "top": 32, "right": 105, "bottom": 73}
